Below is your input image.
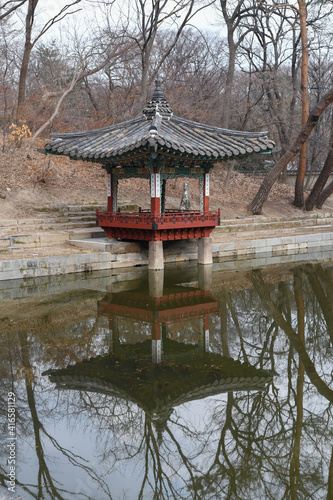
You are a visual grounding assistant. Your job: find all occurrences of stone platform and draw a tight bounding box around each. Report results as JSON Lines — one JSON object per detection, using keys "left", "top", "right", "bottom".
{"left": 1, "top": 209, "right": 333, "bottom": 280}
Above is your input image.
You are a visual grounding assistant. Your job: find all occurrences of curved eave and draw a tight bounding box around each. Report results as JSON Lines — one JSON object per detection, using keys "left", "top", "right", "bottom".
{"left": 41, "top": 113, "right": 274, "bottom": 164}
{"left": 42, "top": 144, "right": 272, "bottom": 166}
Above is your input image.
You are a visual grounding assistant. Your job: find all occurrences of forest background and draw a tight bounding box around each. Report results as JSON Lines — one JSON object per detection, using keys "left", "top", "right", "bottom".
{"left": 1, "top": 0, "right": 333, "bottom": 217}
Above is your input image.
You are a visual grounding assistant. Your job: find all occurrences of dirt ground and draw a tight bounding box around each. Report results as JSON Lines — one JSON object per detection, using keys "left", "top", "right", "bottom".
{"left": 1, "top": 140, "right": 333, "bottom": 222}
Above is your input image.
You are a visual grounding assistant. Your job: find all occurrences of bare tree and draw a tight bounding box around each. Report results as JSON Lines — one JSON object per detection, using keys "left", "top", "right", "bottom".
{"left": 128, "top": 0, "right": 215, "bottom": 110}
{"left": 217, "top": 0, "right": 263, "bottom": 129}
{"left": 16, "top": 0, "right": 83, "bottom": 120}
{"left": 30, "top": 30, "right": 137, "bottom": 142}
{"left": 294, "top": 0, "right": 309, "bottom": 207}
{"left": 0, "top": 17, "right": 18, "bottom": 150}
{"left": 249, "top": 86, "right": 333, "bottom": 214}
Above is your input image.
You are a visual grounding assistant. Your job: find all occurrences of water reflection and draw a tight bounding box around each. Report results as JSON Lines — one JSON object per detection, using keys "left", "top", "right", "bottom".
{"left": 0, "top": 261, "right": 332, "bottom": 499}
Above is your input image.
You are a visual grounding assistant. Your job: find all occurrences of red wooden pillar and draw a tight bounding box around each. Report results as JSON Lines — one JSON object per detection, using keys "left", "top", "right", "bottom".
{"left": 151, "top": 167, "right": 161, "bottom": 216}
{"left": 203, "top": 168, "right": 209, "bottom": 213}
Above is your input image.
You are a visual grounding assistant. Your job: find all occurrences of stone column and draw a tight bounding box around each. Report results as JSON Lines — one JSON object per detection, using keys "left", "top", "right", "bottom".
{"left": 148, "top": 240, "right": 164, "bottom": 270}
{"left": 198, "top": 237, "right": 213, "bottom": 265}
{"left": 148, "top": 269, "right": 164, "bottom": 297}
{"left": 198, "top": 263, "right": 213, "bottom": 290}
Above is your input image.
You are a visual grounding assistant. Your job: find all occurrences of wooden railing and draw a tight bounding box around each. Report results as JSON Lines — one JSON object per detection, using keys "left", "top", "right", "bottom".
{"left": 96, "top": 209, "right": 220, "bottom": 228}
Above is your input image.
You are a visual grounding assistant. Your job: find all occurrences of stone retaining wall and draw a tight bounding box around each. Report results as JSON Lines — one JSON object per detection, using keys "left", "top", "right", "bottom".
{"left": 0, "top": 231, "right": 332, "bottom": 281}
{"left": 212, "top": 232, "right": 333, "bottom": 260}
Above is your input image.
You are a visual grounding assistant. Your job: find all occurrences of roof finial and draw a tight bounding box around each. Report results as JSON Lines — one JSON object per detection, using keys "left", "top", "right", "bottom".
{"left": 151, "top": 75, "right": 165, "bottom": 102}
{"left": 142, "top": 75, "right": 173, "bottom": 120}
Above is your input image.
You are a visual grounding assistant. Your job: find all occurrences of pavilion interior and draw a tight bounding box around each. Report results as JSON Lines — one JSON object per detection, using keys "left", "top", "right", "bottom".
{"left": 117, "top": 176, "right": 201, "bottom": 212}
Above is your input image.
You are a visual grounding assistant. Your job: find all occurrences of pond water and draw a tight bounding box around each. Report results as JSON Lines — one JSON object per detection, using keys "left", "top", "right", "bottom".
{"left": 0, "top": 254, "right": 332, "bottom": 500}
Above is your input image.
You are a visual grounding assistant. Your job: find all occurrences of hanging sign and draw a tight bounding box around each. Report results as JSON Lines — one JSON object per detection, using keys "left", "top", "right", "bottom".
{"left": 205, "top": 173, "right": 210, "bottom": 196}
{"left": 151, "top": 173, "right": 155, "bottom": 198}
{"left": 156, "top": 173, "right": 160, "bottom": 198}
{"left": 205, "top": 329, "right": 210, "bottom": 352}
{"left": 107, "top": 174, "right": 111, "bottom": 197}
{"left": 152, "top": 339, "right": 162, "bottom": 364}
{"left": 151, "top": 173, "right": 161, "bottom": 198}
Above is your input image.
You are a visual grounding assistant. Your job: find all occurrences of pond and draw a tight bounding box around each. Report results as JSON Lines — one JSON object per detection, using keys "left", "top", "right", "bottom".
{"left": 0, "top": 253, "right": 332, "bottom": 500}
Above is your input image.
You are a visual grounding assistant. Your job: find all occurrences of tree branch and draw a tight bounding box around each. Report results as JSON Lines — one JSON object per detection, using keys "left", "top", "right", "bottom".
{"left": 0, "top": 0, "right": 27, "bottom": 20}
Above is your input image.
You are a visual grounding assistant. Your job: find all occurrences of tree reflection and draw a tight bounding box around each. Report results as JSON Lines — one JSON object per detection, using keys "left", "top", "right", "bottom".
{"left": 250, "top": 265, "right": 333, "bottom": 499}
{"left": 0, "top": 311, "right": 112, "bottom": 499}
{"left": 0, "top": 262, "right": 332, "bottom": 499}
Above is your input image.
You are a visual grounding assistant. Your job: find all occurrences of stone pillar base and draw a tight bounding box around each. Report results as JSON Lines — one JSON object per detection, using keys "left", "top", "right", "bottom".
{"left": 198, "top": 237, "right": 213, "bottom": 265}
{"left": 198, "top": 263, "right": 213, "bottom": 289}
{"left": 148, "top": 241, "right": 164, "bottom": 270}
{"left": 148, "top": 269, "right": 164, "bottom": 297}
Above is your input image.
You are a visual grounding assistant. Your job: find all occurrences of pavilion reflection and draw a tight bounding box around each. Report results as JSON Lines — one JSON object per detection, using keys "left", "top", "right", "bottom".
{"left": 44, "top": 267, "right": 274, "bottom": 437}
{"left": 1, "top": 262, "right": 331, "bottom": 499}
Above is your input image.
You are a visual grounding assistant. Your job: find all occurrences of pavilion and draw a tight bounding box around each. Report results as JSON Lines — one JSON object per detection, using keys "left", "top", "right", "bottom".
{"left": 43, "top": 281, "right": 274, "bottom": 437}
{"left": 39, "top": 79, "right": 274, "bottom": 269}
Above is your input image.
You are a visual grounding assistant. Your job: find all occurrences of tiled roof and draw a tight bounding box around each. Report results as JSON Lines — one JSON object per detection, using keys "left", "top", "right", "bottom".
{"left": 41, "top": 79, "right": 274, "bottom": 163}
{"left": 44, "top": 351, "right": 274, "bottom": 418}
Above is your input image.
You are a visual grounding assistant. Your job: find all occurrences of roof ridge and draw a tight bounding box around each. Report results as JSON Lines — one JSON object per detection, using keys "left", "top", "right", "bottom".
{"left": 50, "top": 116, "right": 143, "bottom": 139}
{"left": 173, "top": 115, "right": 269, "bottom": 138}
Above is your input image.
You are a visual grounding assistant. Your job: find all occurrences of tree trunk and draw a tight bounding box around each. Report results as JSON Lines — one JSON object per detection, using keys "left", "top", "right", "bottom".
{"left": 16, "top": 0, "right": 39, "bottom": 121}
{"left": 249, "top": 87, "right": 333, "bottom": 214}
{"left": 294, "top": 0, "right": 309, "bottom": 208}
{"left": 315, "top": 179, "right": 333, "bottom": 209}
{"left": 305, "top": 113, "right": 333, "bottom": 210}
{"left": 223, "top": 159, "right": 235, "bottom": 189}
{"left": 294, "top": 142, "right": 307, "bottom": 207}
{"left": 139, "top": 46, "right": 152, "bottom": 110}
{"left": 289, "top": 272, "right": 305, "bottom": 500}
{"left": 328, "top": 446, "right": 333, "bottom": 500}
{"left": 221, "top": 32, "right": 236, "bottom": 128}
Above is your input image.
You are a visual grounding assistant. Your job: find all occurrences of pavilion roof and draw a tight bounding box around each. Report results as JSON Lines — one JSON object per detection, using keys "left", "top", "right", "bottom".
{"left": 40, "top": 79, "right": 275, "bottom": 164}
{"left": 44, "top": 350, "right": 274, "bottom": 421}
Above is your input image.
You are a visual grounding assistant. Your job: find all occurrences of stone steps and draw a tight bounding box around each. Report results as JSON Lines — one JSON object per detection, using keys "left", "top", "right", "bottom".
{"left": 218, "top": 214, "right": 333, "bottom": 234}
{"left": 221, "top": 211, "right": 332, "bottom": 224}
{"left": 33, "top": 201, "right": 106, "bottom": 212}
{"left": 212, "top": 223, "right": 333, "bottom": 243}
{"left": 0, "top": 228, "right": 105, "bottom": 250}
{"left": 0, "top": 219, "right": 97, "bottom": 234}
{"left": 0, "top": 203, "right": 140, "bottom": 234}
{"left": 1, "top": 212, "right": 97, "bottom": 227}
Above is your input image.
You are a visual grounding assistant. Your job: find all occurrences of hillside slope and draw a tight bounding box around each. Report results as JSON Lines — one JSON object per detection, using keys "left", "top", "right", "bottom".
{"left": 1, "top": 141, "right": 332, "bottom": 220}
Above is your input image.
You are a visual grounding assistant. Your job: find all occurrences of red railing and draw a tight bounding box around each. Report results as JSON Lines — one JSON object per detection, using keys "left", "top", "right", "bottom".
{"left": 96, "top": 209, "right": 220, "bottom": 229}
